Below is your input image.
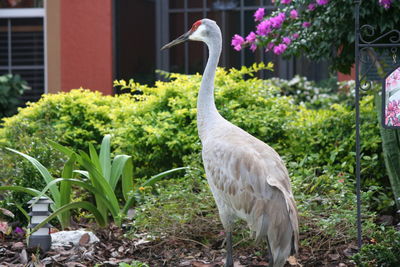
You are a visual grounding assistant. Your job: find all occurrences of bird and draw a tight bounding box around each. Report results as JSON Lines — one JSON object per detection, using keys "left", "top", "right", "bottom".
{"left": 162, "top": 18, "right": 299, "bottom": 267}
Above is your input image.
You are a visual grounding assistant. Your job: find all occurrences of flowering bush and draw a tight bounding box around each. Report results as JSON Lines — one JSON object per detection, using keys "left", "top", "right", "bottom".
{"left": 231, "top": 0, "right": 400, "bottom": 73}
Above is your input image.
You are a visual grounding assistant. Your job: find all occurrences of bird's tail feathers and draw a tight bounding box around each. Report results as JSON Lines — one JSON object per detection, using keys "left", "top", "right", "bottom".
{"left": 254, "top": 214, "right": 268, "bottom": 244}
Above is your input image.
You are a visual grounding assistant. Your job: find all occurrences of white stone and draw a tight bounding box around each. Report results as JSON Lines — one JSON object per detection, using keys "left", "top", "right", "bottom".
{"left": 51, "top": 230, "right": 99, "bottom": 249}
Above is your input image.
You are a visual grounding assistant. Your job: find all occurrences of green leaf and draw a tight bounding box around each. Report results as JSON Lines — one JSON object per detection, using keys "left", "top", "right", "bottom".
{"left": 47, "top": 139, "right": 75, "bottom": 158}
{"left": 6, "top": 148, "right": 60, "bottom": 205}
{"left": 99, "top": 134, "right": 112, "bottom": 181}
{"left": 121, "top": 157, "right": 134, "bottom": 201}
{"left": 31, "top": 201, "right": 106, "bottom": 233}
{"left": 0, "top": 185, "right": 41, "bottom": 197}
{"left": 89, "top": 143, "right": 101, "bottom": 171}
{"left": 110, "top": 155, "right": 131, "bottom": 191}
{"left": 59, "top": 154, "right": 76, "bottom": 229}
{"left": 141, "top": 167, "right": 188, "bottom": 188}
{"left": 73, "top": 170, "right": 90, "bottom": 179}
{"left": 80, "top": 155, "right": 121, "bottom": 224}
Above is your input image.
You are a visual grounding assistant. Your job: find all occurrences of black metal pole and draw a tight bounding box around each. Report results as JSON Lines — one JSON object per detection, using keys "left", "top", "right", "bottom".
{"left": 354, "top": 0, "right": 362, "bottom": 249}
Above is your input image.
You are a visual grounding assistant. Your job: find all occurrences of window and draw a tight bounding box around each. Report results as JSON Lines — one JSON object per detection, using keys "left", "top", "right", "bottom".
{"left": 0, "top": 0, "right": 45, "bottom": 103}
{"left": 155, "top": 0, "right": 328, "bottom": 81}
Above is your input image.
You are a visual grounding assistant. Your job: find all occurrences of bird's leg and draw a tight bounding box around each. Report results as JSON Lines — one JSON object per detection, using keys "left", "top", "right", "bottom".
{"left": 225, "top": 231, "right": 234, "bottom": 267}
{"left": 266, "top": 236, "right": 274, "bottom": 267}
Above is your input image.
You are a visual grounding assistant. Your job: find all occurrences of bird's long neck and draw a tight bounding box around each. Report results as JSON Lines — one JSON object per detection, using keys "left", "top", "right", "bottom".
{"left": 197, "top": 37, "right": 223, "bottom": 140}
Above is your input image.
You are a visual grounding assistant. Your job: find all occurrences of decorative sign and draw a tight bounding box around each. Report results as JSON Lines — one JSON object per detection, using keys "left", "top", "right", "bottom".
{"left": 383, "top": 66, "right": 400, "bottom": 128}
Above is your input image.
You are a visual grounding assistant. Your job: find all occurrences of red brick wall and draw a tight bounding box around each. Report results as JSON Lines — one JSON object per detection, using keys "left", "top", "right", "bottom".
{"left": 60, "top": 0, "right": 113, "bottom": 94}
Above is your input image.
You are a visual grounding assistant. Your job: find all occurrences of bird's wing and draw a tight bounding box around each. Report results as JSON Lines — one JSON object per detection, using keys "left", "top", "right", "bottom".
{"left": 202, "top": 126, "right": 299, "bottom": 253}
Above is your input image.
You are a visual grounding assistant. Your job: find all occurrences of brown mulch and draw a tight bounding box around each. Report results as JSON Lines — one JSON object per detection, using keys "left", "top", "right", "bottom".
{"left": 0, "top": 225, "right": 357, "bottom": 267}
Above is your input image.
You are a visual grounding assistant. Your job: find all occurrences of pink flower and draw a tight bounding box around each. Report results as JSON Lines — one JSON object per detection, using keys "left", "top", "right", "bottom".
{"left": 273, "top": 43, "right": 287, "bottom": 55}
{"left": 290, "top": 9, "right": 298, "bottom": 19}
{"left": 254, "top": 8, "right": 265, "bottom": 21}
{"left": 302, "top": 21, "right": 311, "bottom": 28}
{"left": 270, "top": 12, "right": 285, "bottom": 29}
{"left": 246, "top": 31, "right": 257, "bottom": 43}
{"left": 308, "top": 3, "right": 316, "bottom": 10}
{"left": 292, "top": 33, "right": 300, "bottom": 39}
{"left": 281, "top": 0, "right": 291, "bottom": 4}
{"left": 385, "top": 100, "right": 400, "bottom": 126}
{"left": 256, "top": 19, "right": 272, "bottom": 36}
{"left": 316, "top": 0, "right": 329, "bottom": 5}
{"left": 283, "top": 37, "right": 291, "bottom": 45}
{"left": 266, "top": 42, "right": 275, "bottom": 51}
{"left": 231, "top": 34, "right": 244, "bottom": 51}
{"left": 250, "top": 43, "right": 257, "bottom": 52}
{"left": 379, "top": 0, "right": 392, "bottom": 9}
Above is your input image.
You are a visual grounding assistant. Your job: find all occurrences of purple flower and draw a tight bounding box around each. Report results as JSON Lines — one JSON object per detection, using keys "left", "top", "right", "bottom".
{"left": 254, "top": 8, "right": 265, "bottom": 21}
{"left": 302, "top": 21, "right": 311, "bottom": 28}
{"left": 379, "top": 0, "right": 392, "bottom": 9}
{"left": 308, "top": 3, "right": 316, "bottom": 10}
{"left": 283, "top": 37, "right": 291, "bottom": 45}
{"left": 246, "top": 31, "right": 257, "bottom": 43}
{"left": 292, "top": 33, "right": 300, "bottom": 39}
{"left": 281, "top": 0, "right": 291, "bottom": 4}
{"left": 231, "top": 34, "right": 244, "bottom": 51}
{"left": 270, "top": 12, "right": 285, "bottom": 29}
{"left": 273, "top": 43, "right": 287, "bottom": 55}
{"left": 316, "top": 0, "right": 329, "bottom": 5}
{"left": 256, "top": 19, "right": 272, "bottom": 36}
{"left": 14, "top": 227, "right": 24, "bottom": 235}
{"left": 250, "top": 43, "right": 257, "bottom": 52}
{"left": 290, "top": 9, "right": 298, "bottom": 19}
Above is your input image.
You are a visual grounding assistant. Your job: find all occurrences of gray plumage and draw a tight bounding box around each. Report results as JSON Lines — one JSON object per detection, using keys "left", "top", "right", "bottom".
{"left": 162, "top": 18, "right": 299, "bottom": 267}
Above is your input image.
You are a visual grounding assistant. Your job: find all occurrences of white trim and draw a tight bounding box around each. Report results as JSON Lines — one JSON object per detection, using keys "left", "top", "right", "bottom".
{"left": 0, "top": 8, "right": 45, "bottom": 18}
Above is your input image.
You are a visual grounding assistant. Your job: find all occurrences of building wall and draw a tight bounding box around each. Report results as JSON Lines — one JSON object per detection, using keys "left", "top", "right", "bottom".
{"left": 47, "top": 0, "right": 113, "bottom": 95}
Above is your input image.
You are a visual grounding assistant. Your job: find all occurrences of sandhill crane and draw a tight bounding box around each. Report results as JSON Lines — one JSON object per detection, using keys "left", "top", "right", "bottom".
{"left": 162, "top": 19, "right": 299, "bottom": 267}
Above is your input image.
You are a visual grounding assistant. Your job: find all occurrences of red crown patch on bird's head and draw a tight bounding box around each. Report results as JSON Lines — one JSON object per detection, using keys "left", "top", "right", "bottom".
{"left": 190, "top": 20, "right": 202, "bottom": 33}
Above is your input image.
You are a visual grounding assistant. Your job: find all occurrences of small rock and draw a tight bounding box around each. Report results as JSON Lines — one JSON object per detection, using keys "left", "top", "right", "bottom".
{"left": 339, "top": 263, "right": 347, "bottom": 267}
{"left": 51, "top": 230, "right": 99, "bottom": 249}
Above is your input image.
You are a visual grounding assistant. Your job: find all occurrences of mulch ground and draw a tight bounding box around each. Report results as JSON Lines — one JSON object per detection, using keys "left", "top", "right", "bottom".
{"left": 0, "top": 224, "right": 358, "bottom": 267}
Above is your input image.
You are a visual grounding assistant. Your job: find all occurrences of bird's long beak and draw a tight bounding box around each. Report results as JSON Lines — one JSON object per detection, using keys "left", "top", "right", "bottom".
{"left": 161, "top": 30, "right": 191, "bottom": 50}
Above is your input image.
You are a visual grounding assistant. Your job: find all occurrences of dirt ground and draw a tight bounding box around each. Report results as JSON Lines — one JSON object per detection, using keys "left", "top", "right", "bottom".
{"left": 0, "top": 224, "right": 358, "bottom": 267}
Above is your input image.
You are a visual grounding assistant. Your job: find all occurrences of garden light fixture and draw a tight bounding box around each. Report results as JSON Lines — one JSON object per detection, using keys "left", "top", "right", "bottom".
{"left": 27, "top": 196, "right": 53, "bottom": 251}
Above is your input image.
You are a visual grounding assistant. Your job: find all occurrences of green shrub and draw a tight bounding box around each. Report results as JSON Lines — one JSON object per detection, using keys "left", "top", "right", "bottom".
{"left": 0, "top": 64, "right": 394, "bottom": 223}
{"left": 353, "top": 228, "right": 400, "bottom": 267}
{"left": 0, "top": 74, "right": 30, "bottom": 119}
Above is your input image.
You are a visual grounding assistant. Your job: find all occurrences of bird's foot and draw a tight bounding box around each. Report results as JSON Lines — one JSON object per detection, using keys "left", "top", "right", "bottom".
{"left": 224, "top": 258, "right": 234, "bottom": 267}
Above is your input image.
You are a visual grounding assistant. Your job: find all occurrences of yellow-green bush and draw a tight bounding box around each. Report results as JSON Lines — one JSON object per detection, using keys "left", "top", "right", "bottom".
{"left": 0, "top": 64, "right": 392, "bottom": 217}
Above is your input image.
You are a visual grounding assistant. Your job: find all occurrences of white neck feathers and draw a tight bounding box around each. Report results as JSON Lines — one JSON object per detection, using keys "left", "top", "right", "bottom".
{"left": 197, "top": 29, "right": 223, "bottom": 140}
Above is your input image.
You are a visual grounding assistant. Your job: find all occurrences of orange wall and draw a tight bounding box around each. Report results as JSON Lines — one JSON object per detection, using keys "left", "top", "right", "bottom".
{"left": 60, "top": 0, "right": 113, "bottom": 94}
{"left": 338, "top": 66, "right": 355, "bottom": 82}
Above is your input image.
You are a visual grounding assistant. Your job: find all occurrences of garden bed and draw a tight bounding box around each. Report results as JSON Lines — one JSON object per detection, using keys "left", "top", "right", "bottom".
{"left": 1, "top": 224, "right": 358, "bottom": 267}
